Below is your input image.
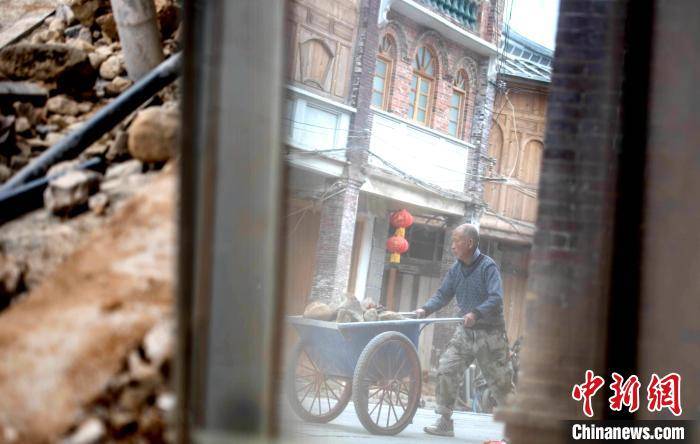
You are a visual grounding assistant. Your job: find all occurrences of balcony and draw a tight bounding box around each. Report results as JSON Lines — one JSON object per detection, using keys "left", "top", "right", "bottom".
{"left": 382, "top": 0, "right": 497, "bottom": 58}
{"left": 368, "top": 108, "right": 473, "bottom": 196}
{"left": 423, "top": 0, "right": 480, "bottom": 29}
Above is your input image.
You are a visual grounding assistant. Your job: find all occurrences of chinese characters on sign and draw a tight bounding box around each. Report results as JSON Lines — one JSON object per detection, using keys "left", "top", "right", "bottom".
{"left": 572, "top": 371, "right": 682, "bottom": 417}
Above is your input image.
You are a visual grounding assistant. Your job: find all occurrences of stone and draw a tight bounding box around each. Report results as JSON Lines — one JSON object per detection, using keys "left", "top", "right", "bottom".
{"left": 65, "top": 38, "right": 94, "bottom": 53}
{"left": 0, "top": 82, "right": 48, "bottom": 107}
{"left": 45, "top": 132, "right": 64, "bottom": 146}
{"left": 86, "top": 188, "right": 107, "bottom": 210}
{"left": 64, "top": 24, "right": 83, "bottom": 40}
{"left": 34, "top": 29, "right": 63, "bottom": 44}
{"left": 156, "top": 392, "right": 176, "bottom": 412}
{"left": 14, "top": 117, "right": 31, "bottom": 134}
{"left": 0, "top": 255, "right": 24, "bottom": 298}
{"left": 139, "top": 407, "right": 165, "bottom": 437}
{"left": 48, "top": 18, "right": 66, "bottom": 34}
{"left": 118, "top": 386, "right": 151, "bottom": 412}
{"left": 106, "top": 131, "right": 129, "bottom": 162}
{"left": 96, "top": 13, "right": 118, "bottom": 41}
{"left": 0, "top": 164, "right": 11, "bottom": 182}
{"left": 89, "top": 45, "right": 112, "bottom": 69}
{"left": 43, "top": 169, "right": 101, "bottom": 215}
{"left": 363, "top": 308, "right": 379, "bottom": 322}
{"left": 77, "top": 102, "right": 93, "bottom": 114}
{"left": 302, "top": 301, "right": 334, "bottom": 321}
{"left": 143, "top": 319, "right": 174, "bottom": 367}
{"left": 336, "top": 308, "right": 362, "bottom": 323}
{"left": 13, "top": 102, "right": 44, "bottom": 126}
{"left": 127, "top": 106, "right": 179, "bottom": 163}
{"left": 46, "top": 95, "right": 79, "bottom": 116}
{"left": 56, "top": 4, "right": 76, "bottom": 26}
{"left": 77, "top": 27, "right": 93, "bottom": 44}
{"left": 104, "top": 76, "right": 131, "bottom": 97}
{"left": 36, "top": 124, "right": 59, "bottom": 138}
{"left": 105, "top": 159, "right": 142, "bottom": 180}
{"left": 109, "top": 409, "right": 138, "bottom": 435}
{"left": 9, "top": 156, "right": 28, "bottom": 170}
{"left": 378, "top": 310, "right": 406, "bottom": 321}
{"left": 98, "top": 55, "right": 123, "bottom": 80}
{"left": 0, "top": 44, "right": 96, "bottom": 93}
{"left": 70, "top": 0, "right": 101, "bottom": 27}
{"left": 47, "top": 159, "right": 81, "bottom": 178}
{"left": 127, "top": 350, "right": 158, "bottom": 381}
{"left": 63, "top": 417, "right": 105, "bottom": 444}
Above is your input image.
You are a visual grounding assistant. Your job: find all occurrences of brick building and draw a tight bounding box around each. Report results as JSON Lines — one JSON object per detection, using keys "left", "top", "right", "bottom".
{"left": 282, "top": 0, "right": 513, "bottom": 369}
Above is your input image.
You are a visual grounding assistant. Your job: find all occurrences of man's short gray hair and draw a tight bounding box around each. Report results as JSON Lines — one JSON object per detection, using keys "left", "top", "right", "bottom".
{"left": 455, "top": 223, "right": 479, "bottom": 246}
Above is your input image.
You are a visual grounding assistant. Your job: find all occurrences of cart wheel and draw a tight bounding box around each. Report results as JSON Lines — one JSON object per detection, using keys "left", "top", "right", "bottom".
{"left": 352, "top": 331, "right": 421, "bottom": 435}
{"left": 287, "top": 342, "right": 352, "bottom": 423}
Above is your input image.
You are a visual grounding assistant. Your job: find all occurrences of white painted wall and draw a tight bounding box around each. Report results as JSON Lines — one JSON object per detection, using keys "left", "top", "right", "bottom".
{"left": 369, "top": 109, "right": 472, "bottom": 193}
{"left": 284, "top": 86, "right": 352, "bottom": 159}
{"left": 352, "top": 214, "right": 375, "bottom": 301}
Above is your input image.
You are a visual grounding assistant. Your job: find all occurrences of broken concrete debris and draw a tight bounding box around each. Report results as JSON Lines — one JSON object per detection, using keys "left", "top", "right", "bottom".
{"left": 43, "top": 169, "right": 101, "bottom": 215}
{"left": 302, "top": 296, "right": 406, "bottom": 323}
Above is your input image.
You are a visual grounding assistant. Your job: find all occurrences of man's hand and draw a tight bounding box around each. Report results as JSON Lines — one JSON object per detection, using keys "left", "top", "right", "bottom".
{"left": 463, "top": 312, "right": 477, "bottom": 328}
{"left": 414, "top": 308, "right": 426, "bottom": 319}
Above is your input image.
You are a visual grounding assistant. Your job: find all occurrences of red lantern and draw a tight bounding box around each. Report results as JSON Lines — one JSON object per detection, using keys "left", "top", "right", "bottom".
{"left": 390, "top": 209, "right": 414, "bottom": 229}
{"left": 386, "top": 236, "right": 409, "bottom": 254}
{"left": 386, "top": 235, "right": 409, "bottom": 263}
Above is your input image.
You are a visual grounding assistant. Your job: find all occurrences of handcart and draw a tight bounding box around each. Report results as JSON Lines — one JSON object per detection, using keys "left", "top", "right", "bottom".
{"left": 286, "top": 314, "right": 462, "bottom": 435}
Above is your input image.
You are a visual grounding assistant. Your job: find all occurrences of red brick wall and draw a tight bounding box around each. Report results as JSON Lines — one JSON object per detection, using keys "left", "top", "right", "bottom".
{"left": 381, "top": 11, "right": 487, "bottom": 143}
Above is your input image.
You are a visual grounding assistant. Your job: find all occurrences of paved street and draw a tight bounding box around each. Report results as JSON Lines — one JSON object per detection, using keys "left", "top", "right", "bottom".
{"left": 283, "top": 402, "right": 505, "bottom": 444}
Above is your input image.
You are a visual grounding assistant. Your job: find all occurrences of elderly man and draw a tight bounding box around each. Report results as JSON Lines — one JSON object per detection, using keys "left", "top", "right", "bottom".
{"left": 415, "top": 223, "right": 514, "bottom": 437}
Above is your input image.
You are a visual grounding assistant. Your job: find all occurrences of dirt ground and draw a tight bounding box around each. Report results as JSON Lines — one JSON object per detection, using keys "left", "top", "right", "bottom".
{"left": 0, "top": 170, "right": 175, "bottom": 443}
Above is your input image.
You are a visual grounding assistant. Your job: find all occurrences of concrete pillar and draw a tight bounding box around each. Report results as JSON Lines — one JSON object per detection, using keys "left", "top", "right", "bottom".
{"left": 496, "top": 1, "right": 628, "bottom": 441}
{"left": 309, "top": 180, "right": 363, "bottom": 305}
{"left": 364, "top": 215, "right": 389, "bottom": 303}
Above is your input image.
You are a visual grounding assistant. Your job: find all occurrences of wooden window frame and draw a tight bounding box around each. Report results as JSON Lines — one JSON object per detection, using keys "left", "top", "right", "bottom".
{"left": 409, "top": 47, "right": 436, "bottom": 126}
{"left": 449, "top": 70, "right": 469, "bottom": 138}
{"left": 448, "top": 89, "right": 465, "bottom": 138}
{"left": 372, "top": 54, "right": 393, "bottom": 110}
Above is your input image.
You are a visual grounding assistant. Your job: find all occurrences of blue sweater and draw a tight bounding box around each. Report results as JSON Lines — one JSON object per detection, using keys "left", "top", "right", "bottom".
{"left": 421, "top": 248, "right": 505, "bottom": 328}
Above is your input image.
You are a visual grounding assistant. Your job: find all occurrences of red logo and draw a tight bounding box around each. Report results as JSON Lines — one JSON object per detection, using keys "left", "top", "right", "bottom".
{"left": 609, "top": 372, "right": 641, "bottom": 413}
{"left": 647, "top": 373, "right": 682, "bottom": 416}
{"left": 572, "top": 372, "right": 682, "bottom": 417}
{"left": 572, "top": 370, "right": 605, "bottom": 417}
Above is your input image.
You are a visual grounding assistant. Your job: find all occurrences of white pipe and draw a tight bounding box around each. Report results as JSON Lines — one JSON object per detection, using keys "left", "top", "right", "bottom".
{"left": 110, "top": 0, "right": 163, "bottom": 80}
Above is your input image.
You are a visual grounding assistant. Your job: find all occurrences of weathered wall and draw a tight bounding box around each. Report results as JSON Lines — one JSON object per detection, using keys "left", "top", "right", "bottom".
{"left": 287, "top": 0, "right": 361, "bottom": 103}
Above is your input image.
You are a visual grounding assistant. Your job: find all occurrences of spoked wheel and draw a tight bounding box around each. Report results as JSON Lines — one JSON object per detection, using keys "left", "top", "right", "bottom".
{"left": 287, "top": 342, "right": 352, "bottom": 423}
{"left": 352, "top": 331, "right": 421, "bottom": 435}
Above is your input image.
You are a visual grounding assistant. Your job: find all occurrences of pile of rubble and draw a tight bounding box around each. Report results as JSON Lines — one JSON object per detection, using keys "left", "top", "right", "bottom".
{"left": 0, "top": 0, "right": 181, "bottom": 310}
{"left": 0, "top": 0, "right": 181, "bottom": 183}
{"left": 61, "top": 320, "right": 176, "bottom": 444}
{"left": 0, "top": 1, "right": 181, "bottom": 442}
{"left": 303, "top": 296, "right": 407, "bottom": 323}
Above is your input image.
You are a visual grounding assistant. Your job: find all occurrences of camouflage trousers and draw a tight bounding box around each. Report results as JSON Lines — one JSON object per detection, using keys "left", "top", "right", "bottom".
{"left": 435, "top": 325, "right": 515, "bottom": 417}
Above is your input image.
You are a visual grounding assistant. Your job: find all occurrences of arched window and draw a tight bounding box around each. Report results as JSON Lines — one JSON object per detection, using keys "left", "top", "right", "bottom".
{"left": 449, "top": 70, "right": 468, "bottom": 137}
{"left": 372, "top": 35, "right": 395, "bottom": 110}
{"left": 408, "top": 46, "right": 436, "bottom": 125}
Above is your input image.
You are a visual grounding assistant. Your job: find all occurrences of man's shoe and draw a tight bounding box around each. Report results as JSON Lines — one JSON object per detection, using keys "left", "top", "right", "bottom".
{"left": 423, "top": 416, "right": 455, "bottom": 437}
